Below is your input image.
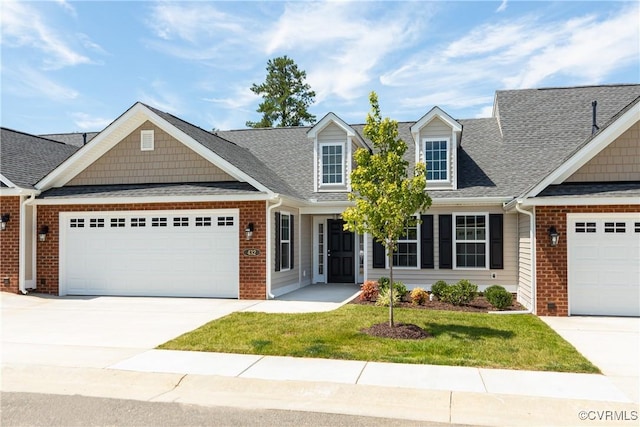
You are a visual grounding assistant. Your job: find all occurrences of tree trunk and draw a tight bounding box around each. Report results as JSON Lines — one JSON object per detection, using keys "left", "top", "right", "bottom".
{"left": 388, "top": 244, "right": 394, "bottom": 327}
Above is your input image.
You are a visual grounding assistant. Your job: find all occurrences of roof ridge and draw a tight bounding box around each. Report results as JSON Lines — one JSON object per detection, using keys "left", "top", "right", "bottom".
{"left": 0, "top": 126, "right": 74, "bottom": 147}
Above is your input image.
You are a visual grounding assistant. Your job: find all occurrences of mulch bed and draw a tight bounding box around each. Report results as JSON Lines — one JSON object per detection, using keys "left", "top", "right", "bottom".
{"left": 354, "top": 294, "right": 525, "bottom": 339}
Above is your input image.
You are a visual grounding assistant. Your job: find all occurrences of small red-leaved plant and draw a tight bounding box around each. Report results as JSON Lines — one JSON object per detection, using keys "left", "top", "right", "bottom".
{"left": 360, "top": 280, "right": 379, "bottom": 301}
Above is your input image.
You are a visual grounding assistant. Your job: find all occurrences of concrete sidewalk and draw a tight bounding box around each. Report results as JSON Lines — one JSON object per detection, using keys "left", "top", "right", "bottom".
{"left": 2, "top": 292, "right": 639, "bottom": 426}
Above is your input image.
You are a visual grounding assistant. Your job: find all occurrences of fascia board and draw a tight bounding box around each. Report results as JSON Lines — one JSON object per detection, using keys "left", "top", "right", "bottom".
{"left": 307, "top": 112, "right": 356, "bottom": 138}
{"left": 36, "top": 103, "right": 148, "bottom": 190}
{"left": 410, "top": 106, "right": 462, "bottom": 137}
{"left": 33, "top": 193, "right": 272, "bottom": 205}
{"left": 520, "top": 197, "right": 640, "bottom": 207}
{"left": 0, "top": 174, "right": 18, "bottom": 188}
{"left": 430, "top": 197, "right": 513, "bottom": 207}
{"left": 523, "top": 103, "right": 640, "bottom": 199}
{"left": 141, "top": 108, "right": 275, "bottom": 196}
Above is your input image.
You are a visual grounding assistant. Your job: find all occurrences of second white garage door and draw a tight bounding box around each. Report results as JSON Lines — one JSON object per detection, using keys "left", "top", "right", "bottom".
{"left": 59, "top": 210, "right": 239, "bottom": 298}
{"left": 568, "top": 213, "right": 640, "bottom": 316}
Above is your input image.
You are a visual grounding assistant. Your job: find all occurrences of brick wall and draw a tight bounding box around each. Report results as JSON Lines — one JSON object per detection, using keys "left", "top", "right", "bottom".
{"left": 535, "top": 204, "right": 640, "bottom": 316}
{"left": 37, "top": 201, "right": 267, "bottom": 299}
{"left": 0, "top": 196, "right": 20, "bottom": 293}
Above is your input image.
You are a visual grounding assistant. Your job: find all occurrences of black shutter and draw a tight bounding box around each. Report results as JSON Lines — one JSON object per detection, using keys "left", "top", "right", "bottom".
{"left": 274, "top": 212, "right": 281, "bottom": 272}
{"left": 420, "top": 214, "right": 434, "bottom": 269}
{"left": 290, "top": 215, "right": 295, "bottom": 268}
{"left": 489, "top": 214, "right": 504, "bottom": 269}
{"left": 372, "top": 238, "right": 385, "bottom": 268}
{"left": 439, "top": 215, "right": 453, "bottom": 269}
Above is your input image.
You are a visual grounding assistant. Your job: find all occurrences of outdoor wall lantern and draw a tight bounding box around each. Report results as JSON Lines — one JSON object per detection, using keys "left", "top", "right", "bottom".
{"left": 548, "top": 226, "right": 560, "bottom": 247}
{"left": 0, "top": 214, "right": 10, "bottom": 231}
{"left": 38, "top": 225, "right": 49, "bottom": 242}
{"left": 245, "top": 223, "right": 254, "bottom": 241}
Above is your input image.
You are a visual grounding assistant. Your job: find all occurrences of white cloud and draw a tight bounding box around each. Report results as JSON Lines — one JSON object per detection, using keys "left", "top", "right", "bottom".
{"left": 55, "top": 0, "right": 77, "bottom": 17}
{"left": 70, "top": 112, "right": 111, "bottom": 130}
{"left": 496, "top": 0, "right": 508, "bottom": 13}
{"left": 262, "top": 1, "right": 430, "bottom": 102}
{"left": 138, "top": 79, "right": 183, "bottom": 114}
{"left": 0, "top": 0, "right": 92, "bottom": 69}
{"left": 203, "top": 86, "right": 258, "bottom": 111}
{"left": 147, "top": 2, "right": 248, "bottom": 43}
{"left": 380, "top": 3, "right": 640, "bottom": 113}
{"left": 3, "top": 66, "right": 78, "bottom": 100}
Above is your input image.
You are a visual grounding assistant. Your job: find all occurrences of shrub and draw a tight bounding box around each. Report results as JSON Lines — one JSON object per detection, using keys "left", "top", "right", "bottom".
{"left": 375, "top": 287, "right": 400, "bottom": 307}
{"left": 430, "top": 280, "right": 450, "bottom": 300}
{"left": 360, "top": 280, "right": 379, "bottom": 301}
{"left": 484, "top": 285, "right": 513, "bottom": 310}
{"left": 441, "top": 279, "right": 478, "bottom": 306}
{"left": 393, "top": 281, "right": 408, "bottom": 299}
{"left": 378, "top": 277, "right": 408, "bottom": 299}
{"left": 409, "top": 287, "right": 429, "bottom": 305}
{"left": 377, "top": 277, "right": 391, "bottom": 290}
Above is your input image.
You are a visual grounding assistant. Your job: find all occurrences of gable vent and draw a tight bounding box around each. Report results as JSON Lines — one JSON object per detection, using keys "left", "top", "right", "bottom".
{"left": 141, "top": 130, "right": 154, "bottom": 151}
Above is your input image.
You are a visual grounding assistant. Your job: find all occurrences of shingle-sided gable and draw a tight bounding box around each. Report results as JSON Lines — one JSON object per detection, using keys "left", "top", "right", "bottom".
{"left": 0, "top": 128, "right": 78, "bottom": 189}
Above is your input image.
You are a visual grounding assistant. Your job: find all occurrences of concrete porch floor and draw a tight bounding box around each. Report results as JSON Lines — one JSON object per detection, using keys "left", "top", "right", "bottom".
{"left": 276, "top": 283, "right": 361, "bottom": 303}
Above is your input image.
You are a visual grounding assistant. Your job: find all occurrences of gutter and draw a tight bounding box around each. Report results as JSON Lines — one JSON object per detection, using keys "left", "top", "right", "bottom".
{"left": 265, "top": 195, "right": 283, "bottom": 299}
{"left": 514, "top": 200, "right": 536, "bottom": 314}
{"left": 19, "top": 192, "right": 38, "bottom": 295}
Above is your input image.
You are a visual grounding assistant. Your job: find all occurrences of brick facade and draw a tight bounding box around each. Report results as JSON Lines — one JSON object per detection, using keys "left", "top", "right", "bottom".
{"left": 0, "top": 196, "right": 20, "bottom": 293}
{"left": 36, "top": 200, "right": 267, "bottom": 299}
{"left": 535, "top": 204, "right": 640, "bottom": 316}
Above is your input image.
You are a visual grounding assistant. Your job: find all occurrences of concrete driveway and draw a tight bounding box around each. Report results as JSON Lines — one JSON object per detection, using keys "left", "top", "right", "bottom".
{"left": 1, "top": 293, "right": 259, "bottom": 368}
{"left": 542, "top": 316, "right": 640, "bottom": 403}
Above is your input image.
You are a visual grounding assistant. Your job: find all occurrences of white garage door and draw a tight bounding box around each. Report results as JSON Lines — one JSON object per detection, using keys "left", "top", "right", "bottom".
{"left": 60, "top": 210, "right": 239, "bottom": 298}
{"left": 568, "top": 213, "right": 640, "bottom": 316}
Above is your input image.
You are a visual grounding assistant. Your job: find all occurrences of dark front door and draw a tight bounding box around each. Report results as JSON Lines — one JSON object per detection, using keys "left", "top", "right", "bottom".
{"left": 327, "top": 219, "right": 355, "bottom": 283}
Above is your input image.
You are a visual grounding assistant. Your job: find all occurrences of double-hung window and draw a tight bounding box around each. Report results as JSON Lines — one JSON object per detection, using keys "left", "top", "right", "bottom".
{"left": 321, "top": 143, "right": 344, "bottom": 185}
{"left": 280, "top": 213, "right": 291, "bottom": 271}
{"left": 392, "top": 218, "right": 418, "bottom": 268}
{"left": 455, "top": 214, "right": 488, "bottom": 268}
{"left": 424, "top": 139, "right": 449, "bottom": 182}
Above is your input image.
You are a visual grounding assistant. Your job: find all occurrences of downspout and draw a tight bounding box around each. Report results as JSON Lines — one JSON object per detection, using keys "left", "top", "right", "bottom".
{"left": 515, "top": 201, "right": 536, "bottom": 314}
{"left": 19, "top": 192, "right": 38, "bottom": 294}
{"left": 266, "top": 196, "right": 283, "bottom": 299}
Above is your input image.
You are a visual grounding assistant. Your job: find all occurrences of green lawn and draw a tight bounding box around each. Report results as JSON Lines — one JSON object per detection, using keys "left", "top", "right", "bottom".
{"left": 160, "top": 304, "right": 598, "bottom": 373}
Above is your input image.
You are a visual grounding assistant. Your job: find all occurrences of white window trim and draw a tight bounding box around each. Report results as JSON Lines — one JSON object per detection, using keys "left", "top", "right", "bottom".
{"left": 280, "top": 211, "right": 292, "bottom": 272}
{"left": 318, "top": 141, "right": 347, "bottom": 189}
{"left": 423, "top": 137, "right": 451, "bottom": 184}
{"left": 386, "top": 216, "right": 421, "bottom": 270}
{"left": 453, "top": 212, "right": 489, "bottom": 270}
{"left": 140, "top": 130, "right": 154, "bottom": 151}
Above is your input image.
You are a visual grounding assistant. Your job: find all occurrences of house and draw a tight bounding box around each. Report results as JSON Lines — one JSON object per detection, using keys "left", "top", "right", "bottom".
{"left": 1, "top": 84, "right": 638, "bottom": 316}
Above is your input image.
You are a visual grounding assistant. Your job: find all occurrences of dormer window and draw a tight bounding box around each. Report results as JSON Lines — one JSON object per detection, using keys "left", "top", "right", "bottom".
{"left": 308, "top": 113, "right": 367, "bottom": 193}
{"left": 321, "top": 143, "right": 344, "bottom": 185}
{"left": 424, "top": 138, "right": 450, "bottom": 182}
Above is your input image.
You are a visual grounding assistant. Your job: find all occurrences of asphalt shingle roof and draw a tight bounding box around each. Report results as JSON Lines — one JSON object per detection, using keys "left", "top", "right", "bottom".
{"left": 220, "top": 84, "right": 640, "bottom": 202}
{"left": 39, "top": 182, "right": 260, "bottom": 199}
{"left": 1, "top": 128, "right": 79, "bottom": 189}
{"left": 39, "top": 132, "right": 99, "bottom": 147}
{"left": 537, "top": 182, "right": 640, "bottom": 198}
{"left": 144, "top": 104, "right": 304, "bottom": 199}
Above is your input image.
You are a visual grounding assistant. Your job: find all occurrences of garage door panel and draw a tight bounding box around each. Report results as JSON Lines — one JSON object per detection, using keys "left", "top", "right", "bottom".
{"left": 60, "top": 210, "right": 240, "bottom": 298}
{"left": 569, "top": 215, "right": 640, "bottom": 317}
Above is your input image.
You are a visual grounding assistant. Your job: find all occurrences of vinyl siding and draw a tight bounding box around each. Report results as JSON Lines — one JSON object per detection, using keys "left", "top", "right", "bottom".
{"left": 366, "top": 206, "right": 518, "bottom": 291}
{"left": 271, "top": 205, "right": 300, "bottom": 292}
{"left": 299, "top": 214, "right": 313, "bottom": 286}
{"left": 418, "top": 117, "right": 456, "bottom": 190}
{"left": 566, "top": 120, "right": 640, "bottom": 182}
{"left": 68, "top": 121, "right": 235, "bottom": 185}
{"left": 517, "top": 211, "right": 533, "bottom": 310}
{"left": 317, "top": 123, "right": 348, "bottom": 191}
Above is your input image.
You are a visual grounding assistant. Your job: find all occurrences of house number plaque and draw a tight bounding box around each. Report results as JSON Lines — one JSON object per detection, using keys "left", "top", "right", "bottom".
{"left": 243, "top": 249, "right": 261, "bottom": 257}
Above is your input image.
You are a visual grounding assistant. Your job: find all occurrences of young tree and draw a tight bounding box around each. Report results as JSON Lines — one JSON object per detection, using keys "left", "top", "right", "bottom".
{"left": 342, "top": 92, "right": 432, "bottom": 327}
{"left": 246, "top": 56, "right": 316, "bottom": 128}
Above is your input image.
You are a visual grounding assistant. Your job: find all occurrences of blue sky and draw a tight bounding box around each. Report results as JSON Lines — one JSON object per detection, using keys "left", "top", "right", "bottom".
{"left": 1, "top": 1, "right": 638, "bottom": 135}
